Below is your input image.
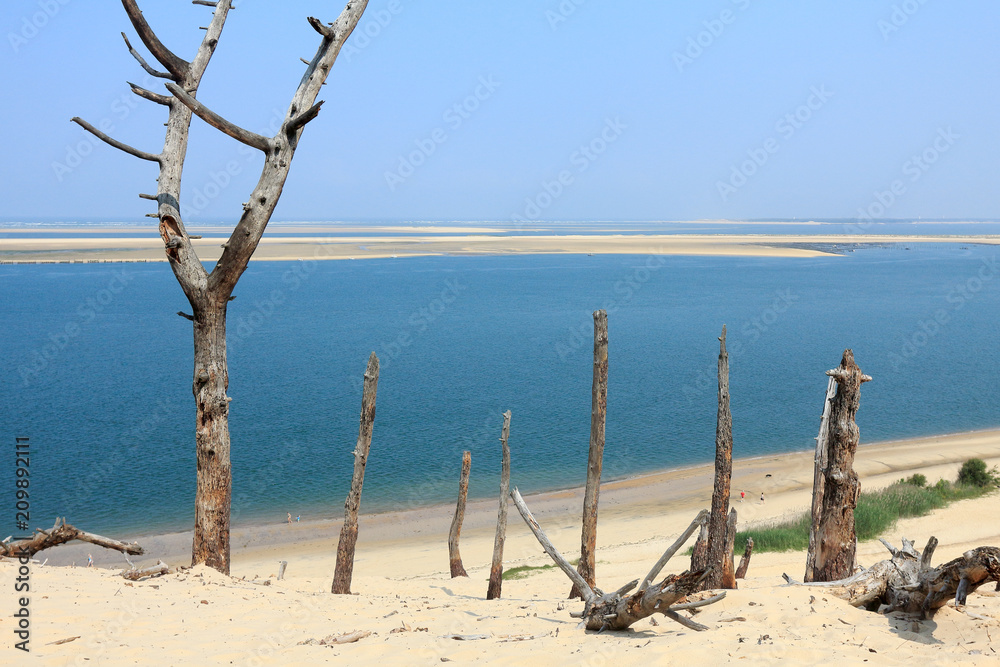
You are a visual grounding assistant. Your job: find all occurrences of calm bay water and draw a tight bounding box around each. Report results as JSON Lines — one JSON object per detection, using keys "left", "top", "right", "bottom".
{"left": 2, "top": 244, "right": 998, "bottom": 536}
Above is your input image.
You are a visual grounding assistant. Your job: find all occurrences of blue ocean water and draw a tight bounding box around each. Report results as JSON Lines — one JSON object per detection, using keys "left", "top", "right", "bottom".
{"left": 2, "top": 244, "right": 998, "bottom": 536}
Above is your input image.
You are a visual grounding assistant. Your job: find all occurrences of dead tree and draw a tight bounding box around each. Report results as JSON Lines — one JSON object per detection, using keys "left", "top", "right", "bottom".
{"left": 73, "top": 1, "right": 370, "bottom": 574}
{"left": 332, "top": 352, "right": 379, "bottom": 594}
{"left": 512, "top": 489, "right": 723, "bottom": 631}
{"left": 804, "top": 376, "right": 838, "bottom": 582}
{"left": 449, "top": 451, "right": 472, "bottom": 578}
{"left": 486, "top": 410, "right": 512, "bottom": 599}
{"left": 735, "top": 537, "right": 754, "bottom": 579}
{"left": 0, "top": 518, "right": 143, "bottom": 558}
{"left": 812, "top": 350, "right": 871, "bottom": 582}
{"left": 784, "top": 537, "right": 1000, "bottom": 617}
{"left": 699, "top": 326, "right": 735, "bottom": 590}
{"left": 571, "top": 310, "right": 609, "bottom": 599}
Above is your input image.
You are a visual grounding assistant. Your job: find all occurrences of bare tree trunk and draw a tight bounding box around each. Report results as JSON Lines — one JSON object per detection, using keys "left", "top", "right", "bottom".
{"left": 571, "top": 310, "right": 608, "bottom": 600}
{"left": 691, "top": 520, "right": 709, "bottom": 571}
{"left": 813, "top": 350, "right": 871, "bottom": 582}
{"left": 805, "top": 376, "right": 838, "bottom": 582}
{"left": 332, "top": 352, "right": 379, "bottom": 594}
{"left": 449, "top": 451, "right": 472, "bottom": 578}
{"left": 74, "top": 1, "right": 370, "bottom": 575}
{"left": 701, "top": 326, "right": 734, "bottom": 590}
{"left": 735, "top": 537, "right": 754, "bottom": 579}
{"left": 486, "top": 410, "right": 512, "bottom": 599}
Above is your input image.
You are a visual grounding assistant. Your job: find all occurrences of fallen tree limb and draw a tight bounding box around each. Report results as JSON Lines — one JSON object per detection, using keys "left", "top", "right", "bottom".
{"left": 0, "top": 518, "right": 144, "bottom": 558}
{"left": 784, "top": 536, "right": 1000, "bottom": 617}
{"left": 121, "top": 560, "right": 169, "bottom": 580}
{"left": 511, "top": 488, "right": 724, "bottom": 631}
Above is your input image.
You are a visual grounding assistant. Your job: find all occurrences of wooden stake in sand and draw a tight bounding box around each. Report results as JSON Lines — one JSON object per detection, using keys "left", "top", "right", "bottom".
{"left": 571, "top": 310, "right": 608, "bottom": 600}
{"left": 812, "top": 349, "right": 871, "bottom": 582}
{"left": 448, "top": 451, "right": 472, "bottom": 578}
{"left": 332, "top": 352, "right": 379, "bottom": 595}
{"left": 486, "top": 410, "right": 512, "bottom": 599}
{"left": 804, "top": 375, "right": 838, "bottom": 582}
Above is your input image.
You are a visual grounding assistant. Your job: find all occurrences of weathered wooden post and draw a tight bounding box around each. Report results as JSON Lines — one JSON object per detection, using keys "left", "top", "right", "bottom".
{"left": 332, "top": 352, "right": 379, "bottom": 594}
{"left": 570, "top": 310, "right": 608, "bottom": 599}
{"left": 486, "top": 410, "right": 512, "bottom": 599}
{"left": 735, "top": 537, "right": 754, "bottom": 579}
{"left": 699, "top": 326, "right": 736, "bottom": 590}
{"left": 804, "top": 376, "right": 838, "bottom": 582}
{"left": 812, "top": 349, "right": 871, "bottom": 582}
{"left": 449, "top": 451, "right": 472, "bottom": 577}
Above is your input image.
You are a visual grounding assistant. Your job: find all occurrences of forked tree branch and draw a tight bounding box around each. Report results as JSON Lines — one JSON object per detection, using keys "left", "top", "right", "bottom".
{"left": 121, "top": 0, "right": 190, "bottom": 80}
{"left": 165, "top": 82, "right": 273, "bottom": 153}
{"left": 286, "top": 100, "right": 325, "bottom": 136}
{"left": 128, "top": 81, "right": 172, "bottom": 106}
{"left": 71, "top": 117, "right": 162, "bottom": 163}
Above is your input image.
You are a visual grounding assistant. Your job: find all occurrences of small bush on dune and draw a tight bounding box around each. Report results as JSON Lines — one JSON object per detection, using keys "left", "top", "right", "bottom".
{"left": 900, "top": 473, "right": 927, "bottom": 487}
{"left": 957, "top": 458, "right": 1000, "bottom": 488}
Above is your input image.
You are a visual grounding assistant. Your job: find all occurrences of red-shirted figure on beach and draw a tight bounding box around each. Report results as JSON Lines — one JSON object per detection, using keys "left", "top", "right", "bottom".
{"left": 740, "top": 490, "right": 745, "bottom": 502}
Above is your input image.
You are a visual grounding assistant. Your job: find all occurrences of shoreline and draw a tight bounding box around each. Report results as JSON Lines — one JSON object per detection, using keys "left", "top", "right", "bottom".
{"left": 47, "top": 427, "right": 1000, "bottom": 569}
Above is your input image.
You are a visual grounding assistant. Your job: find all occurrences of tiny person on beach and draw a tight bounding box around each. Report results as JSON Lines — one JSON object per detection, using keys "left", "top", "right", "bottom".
{"left": 296, "top": 515, "right": 301, "bottom": 522}
{"left": 287, "top": 512, "right": 292, "bottom": 524}
{"left": 761, "top": 492, "right": 765, "bottom": 503}
{"left": 87, "top": 554, "right": 93, "bottom": 567}
{"left": 740, "top": 490, "right": 745, "bottom": 502}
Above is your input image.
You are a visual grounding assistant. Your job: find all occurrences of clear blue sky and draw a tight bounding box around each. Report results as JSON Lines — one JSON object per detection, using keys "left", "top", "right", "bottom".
{"left": 1, "top": 1, "right": 998, "bottom": 223}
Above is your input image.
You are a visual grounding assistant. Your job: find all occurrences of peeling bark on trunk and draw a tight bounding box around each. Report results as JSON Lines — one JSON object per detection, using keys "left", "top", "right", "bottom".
{"left": 721, "top": 508, "right": 738, "bottom": 589}
{"left": 332, "top": 352, "right": 379, "bottom": 594}
{"left": 814, "top": 350, "right": 871, "bottom": 582}
{"left": 571, "top": 310, "right": 608, "bottom": 600}
{"left": 192, "top": 302, "right": 231, "bottom": 572}
{"left": 701, "top": 326, "right": 734, "bottom": 591}
{"left": 691, "top": 520, "right": 709, "bottom": 571}
{"left": 486, "top": 410, "right": 512, "bottom": 599}
{"left": 449, "top": 451, "right": 471, "bottom": 578}
{"left": 805, "top": 376, "right": 838, "bottom": 582}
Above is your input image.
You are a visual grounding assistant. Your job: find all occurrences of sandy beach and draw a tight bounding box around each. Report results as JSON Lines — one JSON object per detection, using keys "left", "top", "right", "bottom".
{"left": 3, "top": 429, "right": 999, "bottom": 665}
{"left": 3, "top": 224, "right": 1000, "bottom": 263}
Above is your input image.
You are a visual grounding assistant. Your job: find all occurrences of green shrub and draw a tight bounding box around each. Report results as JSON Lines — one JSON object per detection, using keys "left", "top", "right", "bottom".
{"left": 957, "top": 458, "right": 1000, "bottom": 487}
{"left": 900, "top": 473, "right": 927, "bottom": 487}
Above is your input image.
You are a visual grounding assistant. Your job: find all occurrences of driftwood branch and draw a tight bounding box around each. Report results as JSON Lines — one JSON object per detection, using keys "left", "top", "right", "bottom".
{"left": 512, "top": 490, "right": 723, "bottom": 631}
{"left": 0, "top": 518, "right": 143, "bottom": 558}
{"left": 735, "top": 537, "right": 754, "bottom": 579}
{"left": 164, "top": 83, "right": 273, "bottom": 153}
{"left": 70, "top": 118, "right": 161, "bottom": 163}
{"left": 785, "top": 537, "right": 1000, "bottom": 617}
{"left": 487, "top": 410, "right": 512, "bottom": 599}
{"left": 121, "top": 0, "right": 190, "bottom": 80}
{"left": 121, "top": 560, "right": 169, "bottom": 580}
{"left": 640, "top": 509, "right": 708, "bottom": 593}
